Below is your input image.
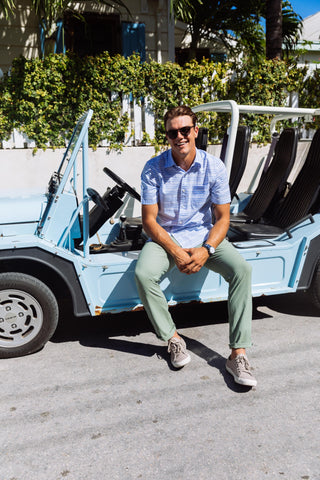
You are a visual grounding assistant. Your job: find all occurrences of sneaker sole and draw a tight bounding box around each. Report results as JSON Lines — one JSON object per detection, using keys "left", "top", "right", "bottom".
{"left": 171, "top": 354, "right": 191, "bottom": 369}
{"left": 226, "top": 365, "right": 257, "bottom": 387}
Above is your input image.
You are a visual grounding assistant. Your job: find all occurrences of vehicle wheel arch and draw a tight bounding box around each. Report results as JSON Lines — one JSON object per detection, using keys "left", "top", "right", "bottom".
{"left": 308, "top": 256, "right": 320, "bottom": 310}
{"left": 0, "top": 248, "right": 90, "bottom": 317}
{"left": 296, "top": 234, "right": 320, "bottom": 310}
{"left": 297, "top": 235, "right": 320, "bottom": 290}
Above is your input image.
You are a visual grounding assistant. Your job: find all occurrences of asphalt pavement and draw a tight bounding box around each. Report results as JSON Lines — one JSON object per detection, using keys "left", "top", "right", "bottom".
{"left": 0, "top": 292, "right": 319, "bottom": 480}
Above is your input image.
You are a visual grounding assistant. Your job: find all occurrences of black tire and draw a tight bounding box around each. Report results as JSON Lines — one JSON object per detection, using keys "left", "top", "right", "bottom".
{"left": 0, "top": 272, "right": 59, "bottom": 359}
{"left": 309, "top": 259, "right": 320, "bottom": 310}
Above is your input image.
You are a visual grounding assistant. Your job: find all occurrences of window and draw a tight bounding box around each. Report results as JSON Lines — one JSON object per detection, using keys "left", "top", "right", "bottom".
{"left": 64, "top": 12, "right": 121, "bottom": 56}
{"left": 121, "top": 22, "right": 146, "bottom": 61}
{"left": 40, "top": 19, "right": 65, "bottom": 56}
{"left": 40, "top": 14, "right": 146, "bottom": 60}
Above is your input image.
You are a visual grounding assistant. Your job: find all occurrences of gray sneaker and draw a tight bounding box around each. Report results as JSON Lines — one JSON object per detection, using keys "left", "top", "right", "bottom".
{"left": 226, "top": 354, "right": 257, "bottom": 387}
{"left": 168, "top": 336, "right": 191, "bottom": 368}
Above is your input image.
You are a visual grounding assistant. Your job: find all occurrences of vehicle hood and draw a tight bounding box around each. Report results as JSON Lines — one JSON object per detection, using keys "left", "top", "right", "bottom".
{"left": 0, "top": 194, "right": 47, "bottom": 224}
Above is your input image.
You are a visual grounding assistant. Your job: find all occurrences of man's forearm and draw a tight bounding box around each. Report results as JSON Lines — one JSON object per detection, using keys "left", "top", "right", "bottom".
{"left": 143, "top": 219, "right": 181, "bottom": 257}
{"left": 206, "top": 217, "right": 230, "bottom": 249}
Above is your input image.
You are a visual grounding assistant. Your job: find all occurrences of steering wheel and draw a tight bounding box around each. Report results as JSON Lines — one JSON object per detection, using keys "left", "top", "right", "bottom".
{"left": 103, "top": 167, "right": 141, "bottom": 201}
{"left": 87, "top": 187, "right": 108, "bottom": 211}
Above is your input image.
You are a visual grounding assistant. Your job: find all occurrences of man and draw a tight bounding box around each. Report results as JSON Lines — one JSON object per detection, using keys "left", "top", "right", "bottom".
{"left": 135, "top": 105, "right": 257, "bottom": 387}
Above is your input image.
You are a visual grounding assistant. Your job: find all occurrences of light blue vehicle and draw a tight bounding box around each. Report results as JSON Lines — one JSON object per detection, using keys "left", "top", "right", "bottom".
{"left": 1, "top": 103, "right": 320, "bottom": 358}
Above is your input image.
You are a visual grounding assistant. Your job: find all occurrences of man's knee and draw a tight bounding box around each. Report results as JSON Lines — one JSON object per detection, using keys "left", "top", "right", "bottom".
{"left": 233, "top": 260, "right": 252, "bottom": 288}
{"left": 241, "top": 259, "right": 252, "bottom": 275}
{"left": 135, "top": 262, "right": 147, "bottom": 286}
{"left": 223, "top": 255, "right": 251, "bottom": 284}
{"left": 135, "top": 261, "right": 158, "bottom": 288}
{"left": 234, "top": 258, "right": 252, "bottom": 283}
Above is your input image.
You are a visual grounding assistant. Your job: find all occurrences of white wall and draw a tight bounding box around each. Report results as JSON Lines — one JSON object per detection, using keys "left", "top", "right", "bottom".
{"left": 0, "top": 146, "right": 154, "bottom": 196}
{"left": 0, "top": 142, "right": 293, "bottom": 193}
{"left": 0, "top": 141, "right": 311, "bottom": 199}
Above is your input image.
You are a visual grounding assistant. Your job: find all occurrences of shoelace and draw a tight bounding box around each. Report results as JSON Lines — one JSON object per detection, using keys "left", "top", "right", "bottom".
{"left": 168, "top": 340, "right": 182, "bottom": 353}
{"left": 234, "top": 355, "right": 251, "bottom": 374}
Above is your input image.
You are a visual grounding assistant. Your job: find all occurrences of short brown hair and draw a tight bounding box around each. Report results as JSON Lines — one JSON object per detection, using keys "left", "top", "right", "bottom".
{"left": 164, "top": 105, "right": 197, "bottom": 129}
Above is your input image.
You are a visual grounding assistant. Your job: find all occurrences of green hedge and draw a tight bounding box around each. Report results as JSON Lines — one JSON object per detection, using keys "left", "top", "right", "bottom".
{"left": 0, "top": 53, "right": 317, "bottom": 150}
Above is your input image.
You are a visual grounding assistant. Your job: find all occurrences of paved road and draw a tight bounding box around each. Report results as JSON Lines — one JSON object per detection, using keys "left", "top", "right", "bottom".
{"left": 1, "top": 292, "right": 319, "bottom": 480}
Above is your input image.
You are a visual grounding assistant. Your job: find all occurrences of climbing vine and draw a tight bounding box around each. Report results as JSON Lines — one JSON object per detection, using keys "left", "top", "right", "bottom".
{"left": 0, "top": 53, "right": 315, "bottom": 151}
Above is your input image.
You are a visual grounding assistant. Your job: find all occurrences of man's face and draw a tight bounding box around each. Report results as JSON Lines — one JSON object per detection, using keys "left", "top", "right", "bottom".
{"left": 165, "top": 115, "right": 199, "bottom": 162}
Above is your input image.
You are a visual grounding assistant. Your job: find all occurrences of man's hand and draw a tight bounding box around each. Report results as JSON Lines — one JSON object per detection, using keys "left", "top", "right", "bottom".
{"left": 176, "top": 247, "right": 208, "bottom": 275}
{"left": 172, "top": 248, "right": 194, "bottom": 273}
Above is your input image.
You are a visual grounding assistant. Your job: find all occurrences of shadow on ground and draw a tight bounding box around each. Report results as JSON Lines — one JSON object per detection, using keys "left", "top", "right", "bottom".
{"left": 253, "top": 290, "right": 319, "bottom": 317}
{"left": 52, "top": 290, "right": 317, "bottom": 346}
{"left": 51, "top": 300, "right": 229, "bottom": 345}
{"left": 50, "top": 290, "right": 317, "bottom": 393}
{"left": 52, "top": 299, "right": 260, "bottom": 392}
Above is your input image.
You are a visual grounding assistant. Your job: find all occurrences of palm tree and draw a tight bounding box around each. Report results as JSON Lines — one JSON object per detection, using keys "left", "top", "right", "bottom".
{"left": 266, "top": 0, "right": 282, "bottom": 59}
{"left": 173, "top": 0, "right": 265, "bottom": 61}
{"left": 173, "top": 0, "right": 302, "bottom": 61}
{"left": 281, "top": 0, "right": 303, "bottom": 58}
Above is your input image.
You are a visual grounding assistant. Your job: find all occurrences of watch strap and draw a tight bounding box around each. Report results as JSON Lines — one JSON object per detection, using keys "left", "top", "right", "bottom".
{"left": 202, "top": 243, "right": 215, "bottom": 256}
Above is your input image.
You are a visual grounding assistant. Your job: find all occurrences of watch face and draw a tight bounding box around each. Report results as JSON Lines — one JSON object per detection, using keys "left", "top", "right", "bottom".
{"left": 203, "top": 243, "right": 216, "bottom": 255}
{"left": 204, "top": 243, "right": 215, "bottom": 255}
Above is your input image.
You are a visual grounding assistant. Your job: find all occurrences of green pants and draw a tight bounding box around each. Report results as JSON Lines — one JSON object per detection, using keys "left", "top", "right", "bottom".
{"left": 135, "top": 238, "right": 252, "bottom": 349}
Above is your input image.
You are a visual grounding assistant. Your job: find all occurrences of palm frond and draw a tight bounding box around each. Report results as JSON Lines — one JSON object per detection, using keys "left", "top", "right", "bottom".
{"left": 172, "top": 0, "right": 202, "bottom": 22}
{"left": 0, "top": 0, "right": 15, "bottom": 19}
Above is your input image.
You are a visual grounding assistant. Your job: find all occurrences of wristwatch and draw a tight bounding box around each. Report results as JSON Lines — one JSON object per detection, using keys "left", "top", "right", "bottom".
{"left": 202, "top": 242, "right": 215, "bottom": 256}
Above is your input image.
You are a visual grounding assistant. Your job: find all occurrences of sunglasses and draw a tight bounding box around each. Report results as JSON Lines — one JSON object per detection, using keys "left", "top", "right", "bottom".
{"left": 166, "top": 125, "right": 195, "bottom": 140}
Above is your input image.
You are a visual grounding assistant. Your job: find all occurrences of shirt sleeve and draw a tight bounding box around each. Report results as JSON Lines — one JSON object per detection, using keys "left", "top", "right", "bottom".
{"left": 140, "top": 161, "right": 159, "bottom": 205}
{"left": 210, "top": 159, "right": 231, "bottom": 205}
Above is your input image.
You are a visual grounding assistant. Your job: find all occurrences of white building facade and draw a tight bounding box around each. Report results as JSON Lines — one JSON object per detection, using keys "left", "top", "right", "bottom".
{"left": 0, "top": 0, "right": 176, "bottom": 74}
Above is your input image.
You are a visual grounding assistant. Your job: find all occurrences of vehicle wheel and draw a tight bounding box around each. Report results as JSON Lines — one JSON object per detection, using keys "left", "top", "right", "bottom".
{"left": 0, "top": 272, "right": 59, "bottom": 359}
{"left": 309, "top": 259, "right": 320, "bottom": 310}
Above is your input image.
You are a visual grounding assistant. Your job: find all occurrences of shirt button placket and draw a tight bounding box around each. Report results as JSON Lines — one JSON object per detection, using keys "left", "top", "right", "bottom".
{"left": 180, "top": 174, "right": 188, "bottom": 225}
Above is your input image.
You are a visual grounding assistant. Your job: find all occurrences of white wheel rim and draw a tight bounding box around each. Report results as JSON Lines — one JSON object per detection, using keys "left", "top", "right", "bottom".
{"left": 0, "top": 289, "right": 43, "bottom": 348}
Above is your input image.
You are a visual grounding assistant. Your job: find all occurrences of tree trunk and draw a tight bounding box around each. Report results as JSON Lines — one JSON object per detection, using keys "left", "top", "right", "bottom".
{"left": 266, "top": 0, "right": 282, "bottom": 59}
{"left": 44, "top": 37, "right": 56, "bottom": 57}
{"left": 187, "top": 24, "right": 199, "bottom": 61}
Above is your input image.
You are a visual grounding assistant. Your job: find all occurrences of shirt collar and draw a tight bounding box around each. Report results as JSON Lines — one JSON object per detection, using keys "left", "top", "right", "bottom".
{"left": 165, "top": 148, "right": 203, "bottom": 170}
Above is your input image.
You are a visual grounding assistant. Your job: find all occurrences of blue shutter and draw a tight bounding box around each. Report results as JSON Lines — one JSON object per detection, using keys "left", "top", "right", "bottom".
{"left": 39, "top": 19, "right": 65, "bottom": 57}
{"left": 40, "top": 20, "right": 46, "bottom": 57}
{"left": 55, "top": 19, "right": 66, "bottom": 54}
{"left": 122, "top": 22, "right": 146, "bottom": 61}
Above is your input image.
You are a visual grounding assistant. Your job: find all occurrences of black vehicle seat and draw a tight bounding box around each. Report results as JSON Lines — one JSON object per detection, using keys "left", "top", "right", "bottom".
{"left": 231, "top": 127, "right": 298, "bottom": 223}
{"left": 195, "top": 127, "right": 208, "bottom": 151}
{"left": 220, "top": 126, "right": 251, "bottom": 199}
{"left": 229, "top": 125, "right": 251, "bottom": 199}
{"left": 229, "top": 128, "right": 320, "bottom": 240}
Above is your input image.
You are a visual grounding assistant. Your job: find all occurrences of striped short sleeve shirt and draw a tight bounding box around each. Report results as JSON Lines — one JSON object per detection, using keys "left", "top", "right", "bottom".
{"left": 140, "top": 148, "right": 231, "bottom": 248}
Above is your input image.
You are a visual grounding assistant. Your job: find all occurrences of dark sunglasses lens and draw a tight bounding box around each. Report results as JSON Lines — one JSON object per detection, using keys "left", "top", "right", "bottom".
{"left": 166, "top": 126, "right": 193, "bottom": 139}
{"left": 180, "top": 127, "right": 192, "bottom": 136}
{"left": 167, "top": 129, "right": 178, "bottom": 139}
{"left": 167, "top": 130, "right": 179, "bottom": 140}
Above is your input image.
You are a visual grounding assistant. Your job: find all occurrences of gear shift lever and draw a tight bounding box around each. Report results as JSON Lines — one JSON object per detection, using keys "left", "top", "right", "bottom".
{"left": 119, "top": 215, "right": 127, "bottom": 242}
